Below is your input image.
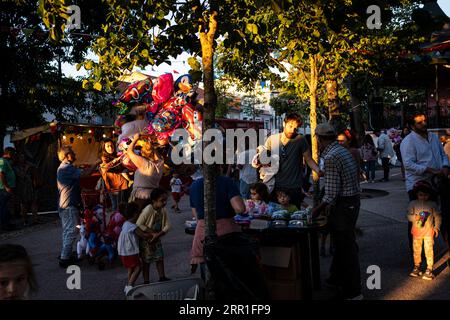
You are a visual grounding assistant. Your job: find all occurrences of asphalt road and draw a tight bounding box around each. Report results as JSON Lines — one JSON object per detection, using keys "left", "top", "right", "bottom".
{"left": 1, "top": 167, "right": 449, "bottom": 300}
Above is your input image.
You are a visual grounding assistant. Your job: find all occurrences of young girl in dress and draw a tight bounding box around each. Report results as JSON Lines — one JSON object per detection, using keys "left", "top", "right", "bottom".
{"left": 136, "top": 188, "right": 171, "bottom": 284}
{"left": 118, "top": 202, "right": 153, "bottom": 294}
{"left": 245, "top": 183, "right": 270, "bottom": 216}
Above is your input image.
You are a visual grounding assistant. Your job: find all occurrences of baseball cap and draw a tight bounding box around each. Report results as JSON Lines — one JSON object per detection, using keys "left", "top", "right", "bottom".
{"left": 315, "top": 123, "right": 336, "bottom": 137}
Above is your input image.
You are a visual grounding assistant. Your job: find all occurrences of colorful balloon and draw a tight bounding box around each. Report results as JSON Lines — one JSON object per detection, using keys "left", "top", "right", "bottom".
{"left": 181, "top": 104, "right": 203, "bottom": 140}
{"left": 174, "top": 74, "right": 197, "bottom": 103}
{"left": 152, "top": 73, "right": 174, "bottom": 104}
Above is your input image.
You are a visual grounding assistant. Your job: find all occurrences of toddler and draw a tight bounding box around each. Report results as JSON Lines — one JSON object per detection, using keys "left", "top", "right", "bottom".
{"left": 407, "top": 181, "right": 441, "bottom": 280}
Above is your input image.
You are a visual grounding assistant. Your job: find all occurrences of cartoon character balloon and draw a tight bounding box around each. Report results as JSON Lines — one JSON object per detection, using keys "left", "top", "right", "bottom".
{"left": 113, "top": 78, "right": 153, "bottom": 114}
{"left": 174, "top": 74, "right": 197, "bottom": 103}
{"left": 181, "top": 104, "right": 203, "bottom": 141}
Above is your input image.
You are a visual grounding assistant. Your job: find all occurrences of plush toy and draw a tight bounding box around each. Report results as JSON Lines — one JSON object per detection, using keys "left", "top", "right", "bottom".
{"left": 76, "top": 223, "right": 89, "bottom": 259}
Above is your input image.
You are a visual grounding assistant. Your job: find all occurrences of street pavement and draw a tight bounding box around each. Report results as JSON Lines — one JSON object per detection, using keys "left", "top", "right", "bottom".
{"left": 0, "top": 167, "right": 449, "bottom": 300}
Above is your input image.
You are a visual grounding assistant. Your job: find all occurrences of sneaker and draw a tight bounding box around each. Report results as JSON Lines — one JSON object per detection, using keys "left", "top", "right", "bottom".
{"left": 159, "top": 277, "right": 171, "bottom": 282}
{"left": 422, "top": 269, "right": 434, "bottom": 281}
{"left": 124, "top": 285, "right": 133, "bottom": 295}
{"left": 409, "top": 266, "right": 422, "bottom": 277}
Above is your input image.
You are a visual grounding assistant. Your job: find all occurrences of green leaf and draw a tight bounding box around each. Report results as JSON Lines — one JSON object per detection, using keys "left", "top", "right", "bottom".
{"left": 313, "top": 30, "right": 320, "bottom": 38}
{"left": 84, "top": 61, "right": 93, "bottom": 70}
{"left": 94, "top": 82, "right": 102, "bottom": 91}
{"left": 82, "top": 80, "right": 89, "bottom": 89}
{"left": 75, "top": 63, "right": 82, "bottom": 71}
{"left": 140, "top": 49, "right": 149, "bottom": 58}
{"left": 246, "top": 23, "right": 258, "bottom": 35}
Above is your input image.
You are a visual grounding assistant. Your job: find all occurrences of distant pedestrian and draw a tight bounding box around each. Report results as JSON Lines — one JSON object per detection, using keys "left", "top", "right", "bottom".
{"left": 373, "top": 129, "right": 395, "bottom": 182}
{"left": 136, "top": 188, "right": 171, "bottom": 284}
{"left": 360, "top": 134, "right": 377, "bottom": 183}
{"left": 312, "top": 123, "right": 362, "bottom": 300}
{"left": 170, "top": 173, "right": 183, "bottom": 213}
{"left": 0, "top": 244, "right": 38, "bottom": 300}
{"left": 400, "top": 113, "right": 449, "bottom": 252}
{"left": 0, "top": 147, "right": 18, "bottom": 231}
{"left": 407, "top": 181, "right": 441, "bottom": 280}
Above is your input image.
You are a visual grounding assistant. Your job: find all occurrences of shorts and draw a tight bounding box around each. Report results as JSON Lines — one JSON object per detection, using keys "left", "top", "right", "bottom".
{"left": 120, "top": 254, "right": 141, "bottom": 269}
{"left": 172, "top": 192, "right": 182, "bottom": 202}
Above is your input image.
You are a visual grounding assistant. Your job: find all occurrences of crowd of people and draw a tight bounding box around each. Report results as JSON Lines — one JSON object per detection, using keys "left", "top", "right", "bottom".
{"left": 0, "top": 110, "right": 449, "bottom": 300}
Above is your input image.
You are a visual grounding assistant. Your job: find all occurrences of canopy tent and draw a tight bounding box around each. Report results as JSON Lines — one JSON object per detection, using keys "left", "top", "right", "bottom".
{"left": 11, "top": 123, "right": 115, "bottom": 211}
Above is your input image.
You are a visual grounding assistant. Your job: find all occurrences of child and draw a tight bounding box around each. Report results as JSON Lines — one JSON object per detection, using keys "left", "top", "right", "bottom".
{"left": 95, "top": 203, "right": 128, "bottom": 269}
{"left": 0, "top": 244, "right": 38, "bottom": 300}
{"left": 276, "top": 189, "right": 298, "bottom": 214}
{"left": 360, "top": 134, "right": 377, "bottom": 183}
{"left": 406, "top": 181, "right": 441, "bottom": 280}
{"left": 170, "top": 173, "right": 183, "bottom": 213}
{"left": 118, "top": 201, "right": 153, "bottom": 295}
{"left": 245, "top": 183, "right": 270, "bottom": 216}
{"left": 136, "top": 188, "right": 171, "bottom": 284}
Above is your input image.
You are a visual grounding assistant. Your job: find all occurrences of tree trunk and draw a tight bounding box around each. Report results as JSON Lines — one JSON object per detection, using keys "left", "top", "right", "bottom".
{"left": 350, "top": 80, "right": 365, "bottom": 146}
{"left": 326, "top": 78, "right": 339, "bottom": 120}
{"left": 309, "top": 56, "right": 320, "bottom": 207}
{"left": 199, "top": 11, "right": 218, "bottom": 238}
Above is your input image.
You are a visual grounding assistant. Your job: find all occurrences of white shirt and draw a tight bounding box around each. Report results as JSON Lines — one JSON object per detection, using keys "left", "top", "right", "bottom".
{"left": 377, "top": 133, "right": 394, "bottom": 158}
{"left": 236, "top": 150, "right": 258, "bottom": 184}
{"left": 170, "top": 178, "right": 183, "bottom": 193}
{"left": 400, "top": 131, "right": 449, "bottom": 191}
{"left": 117, "top": 221, "right": 139, "bottom": 256}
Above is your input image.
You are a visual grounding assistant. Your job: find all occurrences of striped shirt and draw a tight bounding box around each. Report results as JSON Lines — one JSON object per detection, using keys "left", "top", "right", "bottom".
{"left": 322, "top": 141, "right": 360, "bottom": 204}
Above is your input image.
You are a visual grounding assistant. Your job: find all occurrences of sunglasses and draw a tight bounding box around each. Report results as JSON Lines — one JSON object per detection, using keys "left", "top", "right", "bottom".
{"left": 281, "top": 145, "right": 287, "bottom": 159}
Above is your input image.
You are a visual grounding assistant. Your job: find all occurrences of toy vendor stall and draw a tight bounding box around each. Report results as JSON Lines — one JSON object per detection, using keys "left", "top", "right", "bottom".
{"left": 11, "top": 122, "right": 116, "bottom": 211}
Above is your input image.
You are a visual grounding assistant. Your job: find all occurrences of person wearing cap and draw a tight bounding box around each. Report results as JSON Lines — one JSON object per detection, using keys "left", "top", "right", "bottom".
{"left": 400, "top": 113, "right": 449, "bottom": 252}
{"left": 57, "top": 146, "right": 100, "bottom": 268}
{"left": 260, "top": 112, "right": 321, "bottom": 209}
{"left": 312, "top": 123, "right": 362, "bottom": 300}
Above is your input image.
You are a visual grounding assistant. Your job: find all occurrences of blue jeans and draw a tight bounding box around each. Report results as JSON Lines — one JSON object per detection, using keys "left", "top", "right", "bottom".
{"left": 240, "top": 179, "right": 251, "bottom": 200}
{"left": 0, "top": 190, "right": 12, "bottom": 226}
{"left": 59, "top": 206, "right": 80, "bottom": 260}
{"left": 109, "top": 192, "right": 118, "bottom": 211}
{"left": 363, "top": 160, "right": 376, "bottom": 181}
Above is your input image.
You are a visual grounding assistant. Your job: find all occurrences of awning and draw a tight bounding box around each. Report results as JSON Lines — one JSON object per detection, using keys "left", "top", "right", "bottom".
{"left": 11, "top": 123, "right": 51, "bottom": 141}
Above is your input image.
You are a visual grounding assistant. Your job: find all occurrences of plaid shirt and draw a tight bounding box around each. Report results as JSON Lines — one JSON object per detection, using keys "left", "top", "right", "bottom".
{"left": 322, "top": 141, "right": 360, "bottom": 204}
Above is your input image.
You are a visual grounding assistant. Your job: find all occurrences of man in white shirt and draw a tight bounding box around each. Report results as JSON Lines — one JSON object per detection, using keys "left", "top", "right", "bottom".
{"left": 400, "top": 113, "right": 449, "bottom": 251}
{"left": 374, "top": 129, "right": 395, "bottom": 182}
